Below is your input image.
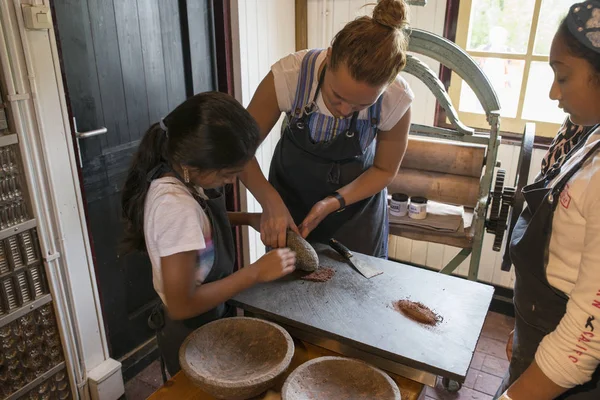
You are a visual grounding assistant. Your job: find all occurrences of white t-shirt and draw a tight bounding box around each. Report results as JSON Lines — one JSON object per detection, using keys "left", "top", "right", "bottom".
{"left": 143, "top": 177, "right": 214, "bottom": 306}
{"left": 271, "top": 50, "right": 414, "bottom": 131}
{"left": 534, "top": 127, "right": 600, "bottom": 388}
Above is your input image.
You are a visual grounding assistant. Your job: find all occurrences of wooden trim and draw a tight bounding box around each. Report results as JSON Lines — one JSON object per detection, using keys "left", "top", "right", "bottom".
{"left": 515, "top": 0, "right": 543, "bottom": 120}
{"left": 445, "top": 0, "right": 472, "bottom": 131}
{"left": 213, "top": 0, "right": 234, "bottom": 94}
{"left": 442, "top": 0, "right": 461, "bottom": 44}
{"left": 295, "top": 0, "right": 308, "bottom": 51}
{"left": 500, "top": 130, "right": 553, "bottom": 148}
{"left": 212, "top": 0, "right": 244, "bottom": 271}
{"left": 178, "top": 0, "right": 194, "bottom": 98}
{"left": 450, "top": 109, "right": 562, "bottom": 138}
{"left": 441, "top": 0, "right": 563, "bottom": 138}
{"left": 435, "top": 0, "right": 461, "bottom": 128}
{"left": 466, "top": 51, "right": 547, "bottom": 61}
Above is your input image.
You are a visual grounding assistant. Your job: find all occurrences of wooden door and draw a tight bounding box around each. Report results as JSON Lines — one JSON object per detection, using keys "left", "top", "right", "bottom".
{"left": 51, "top": 0, "right": 223, "bottom": 368}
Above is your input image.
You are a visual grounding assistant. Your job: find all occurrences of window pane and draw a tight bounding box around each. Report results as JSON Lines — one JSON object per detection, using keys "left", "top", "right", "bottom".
{"left": 522, "top": 62, "right": 567, "bottom": 123}
{"left": 467, "top": 0, "right": 536, "bottom": 54}
{"left": 459, "top": 57, "right": 525, "bottom": 118}
{"left": 534, "top": 0, "right": 578, "bottom": 56}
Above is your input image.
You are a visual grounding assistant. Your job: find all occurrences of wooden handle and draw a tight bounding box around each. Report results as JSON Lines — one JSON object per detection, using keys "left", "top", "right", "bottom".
{"left": 329, "top": 238, "right": 353, "bottom": 259}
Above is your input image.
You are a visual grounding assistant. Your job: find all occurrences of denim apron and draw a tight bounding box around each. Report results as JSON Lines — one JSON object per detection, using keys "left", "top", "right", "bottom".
{"left": 268, "top": 49, "right": 389, "bottom": 257}
{"left": 495, "top": 133, "right": 600, "bottom": 399}
{"left": 146, "top": 164, "right": 236, "bottom": 377}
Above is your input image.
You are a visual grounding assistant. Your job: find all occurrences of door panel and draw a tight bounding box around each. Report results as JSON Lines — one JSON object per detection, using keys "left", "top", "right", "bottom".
{"left": 53, "top": 0, "right": 217, "bottom": 361}
{"left": 86, "top": 0, "right": 130, "bottom": 150}
{"left": 187, "top": 1, "right": 218, "bottom": 92}
{"left": 114, "top": 0, "right": 150, "bottom": 142}
{"left": 137, "top": 2, "right": 170, "bottom": 123}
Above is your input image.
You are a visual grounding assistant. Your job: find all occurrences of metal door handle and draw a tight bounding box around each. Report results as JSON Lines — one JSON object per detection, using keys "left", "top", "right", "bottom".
{"left": 73, "top": 117, "right": 107, "bottom": 167}
{"left": 73, "top": 117, "right": 107, "bottom": 139}
{"left": 76, "top": 127, "right": 107, "bottom": 139}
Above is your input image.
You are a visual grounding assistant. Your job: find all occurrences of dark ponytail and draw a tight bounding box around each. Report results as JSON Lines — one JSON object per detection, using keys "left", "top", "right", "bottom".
{"left": 120, "top": 122, "right": 168, "bottom": 253}
{"left": 121, "top": 92, "right": 260, "bottom": 253}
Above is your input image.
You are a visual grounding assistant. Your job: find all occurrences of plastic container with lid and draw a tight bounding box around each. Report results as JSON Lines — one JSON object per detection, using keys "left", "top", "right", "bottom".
{"left": 390, "top": 193, "right": 409, "bottom": 217}
{"left": 408, "top": 196, "right": 428, "bottom": 220}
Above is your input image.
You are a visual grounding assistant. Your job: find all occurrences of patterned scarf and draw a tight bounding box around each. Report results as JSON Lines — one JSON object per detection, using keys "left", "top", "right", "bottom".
{"left": 541, "top": 117, "right": 595, "bottom": 176}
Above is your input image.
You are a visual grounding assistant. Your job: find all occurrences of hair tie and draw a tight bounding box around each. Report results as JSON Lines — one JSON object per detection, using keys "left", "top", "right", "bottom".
{"left": 159, "top": 118, "right": 168, "bottom": 135}
{"left": 374, "top": 19, "right": 396, "bottom": 30}
{"left": 567, "top": 0, "right": 600, "bottom": 53}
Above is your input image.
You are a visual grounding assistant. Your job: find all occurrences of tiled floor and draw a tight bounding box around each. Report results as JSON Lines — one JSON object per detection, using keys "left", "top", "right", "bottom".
{"left": 125, "top": 311, "right": 515, "bottom": 400}
{"left": 425, "top": 311, "right": 514, "bottom": 400}
{"left": 124, "top": 360, "right": 166, "bottom": 400}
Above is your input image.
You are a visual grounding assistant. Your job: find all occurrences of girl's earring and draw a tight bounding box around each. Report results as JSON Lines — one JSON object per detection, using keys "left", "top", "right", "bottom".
{"left": 183, "top": 167, "right": 190, "bottom": 183}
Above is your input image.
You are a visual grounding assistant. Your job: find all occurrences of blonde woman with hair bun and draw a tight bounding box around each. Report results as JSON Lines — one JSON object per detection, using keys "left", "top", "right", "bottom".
{"left": 240, "top": 0, "right": 414, "bottom": 258}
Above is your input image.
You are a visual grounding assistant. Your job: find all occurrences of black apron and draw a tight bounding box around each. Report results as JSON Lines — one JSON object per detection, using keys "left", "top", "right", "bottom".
{"left": 268, "top": 55, "right": 389, "bottom": 258}
{"left": 147, "top": 164, "right": 236, "bottom": 377}
{"left": 495, "top": 135, "right": 600, "bottom": 399}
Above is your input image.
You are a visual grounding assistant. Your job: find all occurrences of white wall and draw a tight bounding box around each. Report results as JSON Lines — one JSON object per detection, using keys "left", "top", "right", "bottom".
{"left": 230, "top": 0, "right": 296, "bottom": 264}
{"left": 306, "top": 0, "right": 447, "bottom": 126}
{"left": 232, "top": 0, "right": 545, "bottom": 288}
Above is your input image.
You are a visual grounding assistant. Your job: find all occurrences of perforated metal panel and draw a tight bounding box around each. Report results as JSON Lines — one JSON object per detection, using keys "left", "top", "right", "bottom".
{"left": 0, "top": 144, "right": 28, "bottom": 230}
{"left": 0, "top": 106, "right": 7, "bottom": 131}
{"left": 20, "top": 368, "right": 72, "bottom": 400}
{"left": 0, "top": 84, "right": 71, "bottom": 399}
{"left": 0, "top": 228, "right": 46, "bottom": 317}
{"left": 0, "top": 304, "right": 66, "bottom": 398}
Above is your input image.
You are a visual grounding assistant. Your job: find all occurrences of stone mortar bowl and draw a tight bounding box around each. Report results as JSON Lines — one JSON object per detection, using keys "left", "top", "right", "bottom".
{"left": 179, "top": 317, "right": 295, "bottom": 400}
{"left": 281, "top": 356, "right": 401, "bottom": 400}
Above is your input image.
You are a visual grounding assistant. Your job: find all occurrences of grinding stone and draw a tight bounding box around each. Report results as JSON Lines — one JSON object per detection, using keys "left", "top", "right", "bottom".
{"left": 180, "top": 317, "right": 295, "bottom": 400}
{"left": 281, "top": 356, "right": 401, "bottom": 400}
{"left": 286, "top": 231, "right": 319, "bottom": 272}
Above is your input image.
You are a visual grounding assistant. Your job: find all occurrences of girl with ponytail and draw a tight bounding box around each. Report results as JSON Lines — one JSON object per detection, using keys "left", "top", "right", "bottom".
{"left": 121, "top": 91, "right": 296, "bottom": 376}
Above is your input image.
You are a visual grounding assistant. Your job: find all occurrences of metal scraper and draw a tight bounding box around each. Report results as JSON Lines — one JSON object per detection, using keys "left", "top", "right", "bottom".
{"left": 329, "top": 238, "right": 383, "bottom": 279}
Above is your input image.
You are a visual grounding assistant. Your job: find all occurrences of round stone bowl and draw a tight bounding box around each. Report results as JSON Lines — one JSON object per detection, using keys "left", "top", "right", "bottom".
{"left": 179, "top": 317, "right": 295, "bottom": 400}
{"left": 281, "top": 356, "right": 401, "bottom": 400}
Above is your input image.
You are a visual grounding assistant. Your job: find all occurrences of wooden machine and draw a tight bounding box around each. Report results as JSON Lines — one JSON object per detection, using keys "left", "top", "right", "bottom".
{"left": 388, "top": 28, "right": 534, "bottom": 280}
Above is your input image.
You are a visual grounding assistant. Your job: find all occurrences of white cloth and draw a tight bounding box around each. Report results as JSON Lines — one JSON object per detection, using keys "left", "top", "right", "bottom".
{"left": 534, "top": 127, "right": 600, "bottom": 388}
{"left": 143, "top": 177, "right": 214, "bottom": 306}
{"left": 271, "top": 50, "right": 414, "bottom": 131}
{"left": 388, "top": 200, "right": 464, "bottom": 232}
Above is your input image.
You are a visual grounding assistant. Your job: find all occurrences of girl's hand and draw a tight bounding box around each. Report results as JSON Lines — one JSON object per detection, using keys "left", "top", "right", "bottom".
{"left": 506, "top": 329, "right": 514, "bottom": 361}
{"left": 260, "top": 197, "right": 298, "bottom": 248}
{"left": 250, "top": 248, "right": 296, "bottom": 283}
{"left": 299, "top": 197, "right": 339, "bottom": 238}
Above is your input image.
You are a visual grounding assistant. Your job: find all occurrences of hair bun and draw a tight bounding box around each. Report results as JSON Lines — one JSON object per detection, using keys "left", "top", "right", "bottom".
{"left": 372, "top": 0, "right": 409, "bottom": 30}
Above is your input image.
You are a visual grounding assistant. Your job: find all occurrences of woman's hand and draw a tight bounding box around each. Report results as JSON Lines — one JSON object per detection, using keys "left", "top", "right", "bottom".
{"left": 250, "top": 248, "right": 296, "bottom": 283}
{"left": 299, "top": 197, "right": 339, "bottom": 238}
{"left": 260, "top": 195, "right": 298, "bottom": 248}
{"left": 506, "top": 329, "right": 514, "bottom": 361}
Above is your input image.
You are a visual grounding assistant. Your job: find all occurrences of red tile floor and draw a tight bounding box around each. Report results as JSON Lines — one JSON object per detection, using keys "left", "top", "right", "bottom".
{"left": 425, "top": 311, "right": 514, "bottom": 400}
{"left": 124, "top": 311, "right": 515, "bottom": 400}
